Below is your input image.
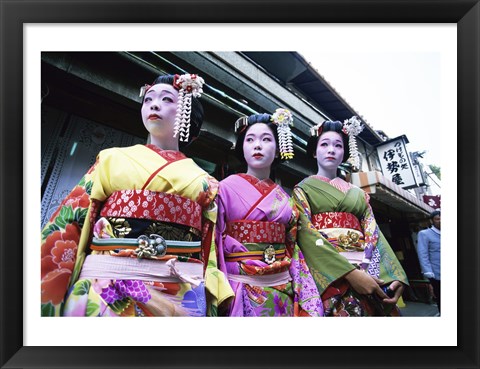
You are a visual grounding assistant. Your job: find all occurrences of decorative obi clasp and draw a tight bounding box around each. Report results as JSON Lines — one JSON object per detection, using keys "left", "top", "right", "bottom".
{"left": 224, "top": 244, "right": 286, "bottom": 265}
{"left": 311, "top": 212, "right": 365, "bottom": 251}
{"left": 319, "top": 228, "right": 365, "bottom": 252}
{"left": 90, "top": 235, "right": 202, "bottom": 258}
{"left": 135, "top": 234, "right": 168, "bottom": 258}
{"left": 263, "top": 245, "right": 276, "bottom": 264}
{"left": 337, "top": 231, "right": 364, "bottom": 251}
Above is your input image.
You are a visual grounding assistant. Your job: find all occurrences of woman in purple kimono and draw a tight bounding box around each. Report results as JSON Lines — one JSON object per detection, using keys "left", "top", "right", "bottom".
{"left": 214, "top": 109, "right": 324, "bottom": 316}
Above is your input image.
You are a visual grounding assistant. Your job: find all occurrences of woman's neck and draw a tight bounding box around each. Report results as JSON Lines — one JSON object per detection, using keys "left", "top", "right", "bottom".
{"left": 246, "top": 167, "right": 270, "bottom": 181}
{"left": 149, "top": 136, "right": 179, "bottom": 151}
{"left": 316, "top": 167, "right": 337, "bottom": 180}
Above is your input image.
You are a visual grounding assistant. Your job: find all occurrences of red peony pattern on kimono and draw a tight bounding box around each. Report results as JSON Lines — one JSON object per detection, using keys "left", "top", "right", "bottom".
{"left": 41, "top": 223, "right": 80, "bottom": 305}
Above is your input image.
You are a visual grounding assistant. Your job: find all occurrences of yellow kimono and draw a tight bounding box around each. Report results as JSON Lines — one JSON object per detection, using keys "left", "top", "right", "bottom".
{"left": 41, "top": 144, "right": 233, "bottom": 316}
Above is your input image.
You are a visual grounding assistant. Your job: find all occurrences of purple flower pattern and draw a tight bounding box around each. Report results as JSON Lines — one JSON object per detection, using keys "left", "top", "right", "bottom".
{"left": 100, "top": 280, "right": 151, "bottom": 304}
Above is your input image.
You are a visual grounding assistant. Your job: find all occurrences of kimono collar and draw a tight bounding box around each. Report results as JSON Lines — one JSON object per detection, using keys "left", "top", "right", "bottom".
{"left": 313, "top": 174, "right": 335, "bottom": 183}
{"left": 238, "top": 173, "right": 276, "bottom": 195}
{"left": 146, "top": 144, "right": 187, "bottom": 161}
{"left": 312, "top": 175, "right": 352, "bottom": 193}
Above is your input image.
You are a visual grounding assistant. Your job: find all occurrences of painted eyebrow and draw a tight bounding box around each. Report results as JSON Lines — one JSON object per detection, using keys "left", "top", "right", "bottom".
{"left": 245, "top": 132, "right": 274, "bottom": 138}
{"left": 320, "top": 138, "right": 343, "bottom": 143}
{"left": 145, "top": 89, "right": 175, "bottom": 96}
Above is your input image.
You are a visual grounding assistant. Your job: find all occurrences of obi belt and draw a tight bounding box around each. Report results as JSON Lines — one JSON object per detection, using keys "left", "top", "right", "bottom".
{"left": 312, "top": 211, "right": 366, "bottom": 265}
{"left": 90, "top": 189, "right": 203, "bottom": 259}
{"left": 224, "top": 220, "right": 287, "bottom": 265}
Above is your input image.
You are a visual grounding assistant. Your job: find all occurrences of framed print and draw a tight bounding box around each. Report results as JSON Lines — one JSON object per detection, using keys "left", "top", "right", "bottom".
{"left": 1, "top": 0, "right": 479, "bottom": 368}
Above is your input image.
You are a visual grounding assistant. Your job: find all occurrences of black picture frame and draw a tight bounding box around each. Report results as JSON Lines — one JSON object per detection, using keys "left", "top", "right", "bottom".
{"left": 1, "top": 1, "right": 479, "bottom": 368}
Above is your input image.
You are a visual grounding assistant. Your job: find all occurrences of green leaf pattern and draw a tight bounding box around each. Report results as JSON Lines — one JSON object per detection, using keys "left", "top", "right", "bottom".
{"left": 72, "top": 279, "right": 91, "bottom": 296}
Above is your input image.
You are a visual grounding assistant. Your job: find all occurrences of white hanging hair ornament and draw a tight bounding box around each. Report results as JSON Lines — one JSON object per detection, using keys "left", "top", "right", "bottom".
{"left": 342, "top": 115, "right": 364, "bottom": 170}
{"left": 234, "top": 116, "right": 248, "bottom": 134}
{"left": 309, "top": 122, "right": 325, "bottom": 137}
{"left": 271, "top": 108, "right": 294, "bottom": 160}
{"left": 172, "top": 74, "right": 205, "bottom": 142}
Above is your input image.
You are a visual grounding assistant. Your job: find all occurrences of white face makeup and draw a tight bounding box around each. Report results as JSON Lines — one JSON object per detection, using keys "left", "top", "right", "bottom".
{"left": 141, "top": 83, "right": 178, "bottom": 142}
{"left": 315, "top": 130, "right": 345, "bottom": 175}
{"left": 243, "top": 123, "right": 277, "bottom": 173}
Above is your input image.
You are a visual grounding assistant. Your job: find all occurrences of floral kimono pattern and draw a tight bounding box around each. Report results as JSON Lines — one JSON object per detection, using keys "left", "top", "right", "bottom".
{"left": 41, "top": 144, "right": 233, "bottom": 317}
{"left": 293, "top": 175, "right": 408, "bottom": 316}
{"left": 215, "top": 174, "right": 323, "bottom": 317}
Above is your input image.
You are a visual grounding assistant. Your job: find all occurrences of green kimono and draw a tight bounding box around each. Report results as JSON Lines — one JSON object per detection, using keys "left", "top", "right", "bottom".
{"left": 293, "top": 175, "right": 408, "bottom": 316}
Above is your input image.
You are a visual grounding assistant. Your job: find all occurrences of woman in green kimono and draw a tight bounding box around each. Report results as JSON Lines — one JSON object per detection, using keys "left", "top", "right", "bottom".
{"left": 293, "top": 117, "right": 408, "bottom": 316}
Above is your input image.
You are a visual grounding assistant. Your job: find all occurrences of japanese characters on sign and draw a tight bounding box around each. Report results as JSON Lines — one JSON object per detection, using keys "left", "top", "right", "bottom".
{"left": 376, "top": 135, "right": 417, "bottom": 189}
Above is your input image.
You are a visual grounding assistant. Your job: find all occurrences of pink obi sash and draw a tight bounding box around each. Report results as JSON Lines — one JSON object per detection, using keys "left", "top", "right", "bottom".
{"left": 101, "top": 190, "right": 202, "bottom": 231}
{"left": 226, "top": 220, "right": 286, "bottom": 244}
{"left": 79, "top": 254, "right": 204, "bottom": 286}
{"left": 227, "top": 270, "right": 292, "bottom": 287}
{"left": 312, "top": 212, "right": 361, "bottom": 232}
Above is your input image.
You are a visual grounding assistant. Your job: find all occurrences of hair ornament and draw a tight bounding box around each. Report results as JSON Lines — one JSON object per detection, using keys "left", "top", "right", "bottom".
{"left": 139, "top": 84, "right": 151, "bottom": 98}
{"left": 309, "top": 122, "right": 325, "bottom": 137}
{"left": 171, "top": 74, "right": 205, "bottom": 142}
{"left": 271, "top": 108, "right": 294, "bottom": 160}
{"left": 234, "top": 116, "right": 249, "bottom": 134}
{"left": 342, "top": 116, "right": 364, "bottom": 170}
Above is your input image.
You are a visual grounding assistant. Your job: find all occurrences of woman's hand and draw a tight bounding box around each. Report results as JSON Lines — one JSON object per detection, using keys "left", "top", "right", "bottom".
{"left": 344, "top": 269, "right": 388, "bottom": 299}
{"left": 381, "top": 280, "right": 404, "bottom": 305}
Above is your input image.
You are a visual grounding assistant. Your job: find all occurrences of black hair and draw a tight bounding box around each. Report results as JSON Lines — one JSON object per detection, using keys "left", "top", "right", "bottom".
{"left": 430, "top": 210, "right": 441, "bottom": 219}
{"left": 306, "top": 120, "right": 349, "bottom": 162}
{"left": 234, "top": 113, "right": 282, "bottom": 170}
{"left": 147, "top": 74, "right": 204, "bottom": 148}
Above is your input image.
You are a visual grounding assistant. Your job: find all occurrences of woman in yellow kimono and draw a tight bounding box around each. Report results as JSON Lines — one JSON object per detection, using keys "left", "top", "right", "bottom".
{"left": 41, "top": 73, "right": 232, "bottom": 316}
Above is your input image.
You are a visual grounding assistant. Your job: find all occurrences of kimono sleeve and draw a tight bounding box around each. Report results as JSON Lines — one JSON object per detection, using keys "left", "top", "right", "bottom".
{"left": 292, "top": 186, "right": 355, "bottom": 296}
{"left": 286, "top": 197, "right": 324, "bottom": 316}
{"left": 362, "top": 193, "right": 409, "bottom": 285}
{"left": 40, "top": 160, "right": 98, "bottom": 316}
{"left": 202, "top": 179, "right": 234, "bottom": 316}
{"left": 359, "top": 193, "right": 379, "bottom": 270}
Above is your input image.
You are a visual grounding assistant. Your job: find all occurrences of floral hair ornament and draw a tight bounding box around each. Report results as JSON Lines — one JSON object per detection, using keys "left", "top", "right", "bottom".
{"left": 271, "top": 108, "right": 294, "bottom": 160}
{"left": 172, "top": 74, "right": 205, "bottom": 142}
{"left": 342, "top": 115, "right": 364, "bottom": 170}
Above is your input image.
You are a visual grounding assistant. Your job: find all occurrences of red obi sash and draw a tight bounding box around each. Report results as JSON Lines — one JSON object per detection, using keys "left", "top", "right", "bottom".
{"left": 101, "top": 190, "right": 202, "bottom": 231}
{"left": 312, "top": 212, "right": 361, "bottom": 231}
{"left": 226, "top": 220, "right": 286, "bottom": 244}
{"left": 224, "top": 215, "right": 287, "bottom": 265}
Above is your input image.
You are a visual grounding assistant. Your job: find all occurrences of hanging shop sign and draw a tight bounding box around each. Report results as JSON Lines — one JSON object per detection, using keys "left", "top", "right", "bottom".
{"left": 423, "top": 195, "right": 441, "bottom": 210}
{"left": 376, "top": 135, "right": 417, "bottom": 189}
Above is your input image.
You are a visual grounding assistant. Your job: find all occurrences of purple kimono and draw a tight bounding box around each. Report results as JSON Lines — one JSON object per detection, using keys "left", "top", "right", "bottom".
{"left": 215, "top": 173, "right": 323, "bottom": 316}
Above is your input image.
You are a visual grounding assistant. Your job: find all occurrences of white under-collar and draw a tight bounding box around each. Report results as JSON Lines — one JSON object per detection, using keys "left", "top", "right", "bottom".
{"left": 431, "top": 226, "right": 441, "bottom": 235}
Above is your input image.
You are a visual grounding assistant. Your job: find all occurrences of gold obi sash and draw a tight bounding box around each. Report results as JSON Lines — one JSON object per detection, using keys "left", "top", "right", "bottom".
{"left": 312, "top": 212, "right": 365, "bottom": 262}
